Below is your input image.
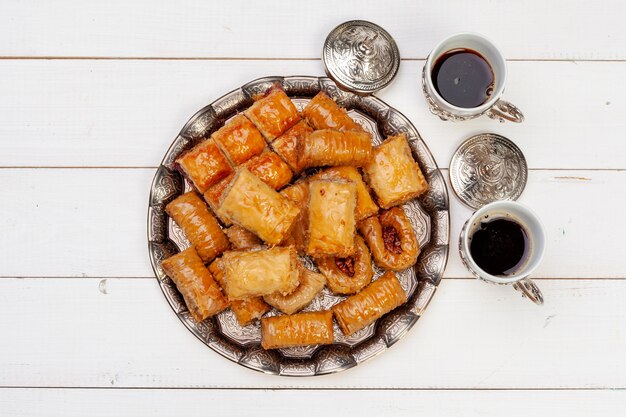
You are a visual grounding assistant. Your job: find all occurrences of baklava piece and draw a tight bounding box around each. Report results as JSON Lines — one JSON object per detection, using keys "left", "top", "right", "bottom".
{"left": 244, "top": 88, "right": 300, "bottom": 142}
{"left": 242, "top": 149, "right": 293, "bottom": 190}
{"left": 316, "top": 235, "right": 373, "bottom": 295}
{"left": 279, "top": 180, "right": 309, "bottom": 253}
{"left": 306, "top": 180, "right": 357, "bottom": 258}
{"left": 165, "top": 192, "right": 229, "bottom": 262}
{"left": 208, "top": 258, "right": 270, "bottom": 326}
{"left": 225, "top": 224, "right": 263, "bottom": 250}
{"left": 220, "top": 246, "right": 299, "bottom": 300}
{"left": 264, "top": 264, "right": 326, "bottom": 314}
{"left": 298, "top": 129, "right": 372, "bottom": 169}
{"left": 161, "top": 248, "right": 228, "bottom": 322}
{"left": 212, "top": 114, "right": 266, "bottom": 166}
{"left": 363, "top": 133, "right": 428, "bottom": 209}
{"left": 271, "top": 120, "right": 313, "bottom": 174}
{"left": 175, "top": 138, "right": 233, "bottom": 193}
{"left": 302, "top": 91, "right": 364, "bottom": 132}
{"left": 310, "top": 166, "right": 378, "bottom": 221}
{"left": 359, "top": 207, "right": 420, "bottom": 271}
{"left": 261, "top": 310, "right": 334, "bottom": 349}
{"left": 218, "top": 168, "right": 300, "bottom": 245}
{"left": 203, "top": 150, "right": 293, "bottom": 226}
{"left": 332, "top": 271, "right": 406, "bottom": 336}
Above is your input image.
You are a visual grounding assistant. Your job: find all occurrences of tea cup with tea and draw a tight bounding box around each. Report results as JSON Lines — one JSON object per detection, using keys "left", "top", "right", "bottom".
{"left": 459, "top": 201, "right": 546, "bottom": 305}
{"left": 422, "top": 32, "right": 524, "bottom": 123}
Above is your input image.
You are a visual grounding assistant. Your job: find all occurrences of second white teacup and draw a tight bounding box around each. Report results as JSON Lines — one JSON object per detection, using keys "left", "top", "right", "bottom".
{"left": 459, "top": 201, "right": 546, "bottom": 305}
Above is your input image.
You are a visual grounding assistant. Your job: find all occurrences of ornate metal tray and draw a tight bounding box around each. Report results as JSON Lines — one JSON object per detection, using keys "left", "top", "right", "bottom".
{"left": 147, "top": 76, "right": 449, "bottom": 376}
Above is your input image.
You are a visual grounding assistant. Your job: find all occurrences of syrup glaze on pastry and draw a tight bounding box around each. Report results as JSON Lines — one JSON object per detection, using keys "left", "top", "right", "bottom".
{"left": 261, "top": 310, "right": 334, "bottom": 349}
{"left": 302, "top": 92, "right": 364, "bottom": 132}
{"left": 306, "top": 179, "right": 357, "bottom": 258}
{"left": 279, "top": 180, "right": 309, "bottom": 253}
{"left": 219, "top": 168, "right": 300, "bottom": 245}
{"left": 272, "top": 120, "right": 313, "bottom": 174}
{"left": 165, "top": 191, "right": 230, "bottom": 262}
{"left": 221, "top": 245, "right": 299, "bottom": 300}
{"left": 298, "top": 129, "right": 372, "bottom": 169}
{"left": 332, "top": 271, "right": 406, "bottom": 336}
{"left": 245, "top": 88, "right": 300, "bottom": 142}
{"left": 310, "top": 166, "right": 378, "bottom": 221}
{"left": 176, "top": 138, "right": 233, "bottom": 194}
{"left": 203, "top": 150, "right": 293, "bottom": 226}
{"left": 209, "top": 258, "right": 270, "bottom": 326}
{"left": 363, "top": 133, "right": 428, "bottom": 209}
{"left": 212, "top": 114, "right": 266, "bottom": 166}
{"left": 161, "top": 247, "right": 228, "bottom": 322}
{"left": 316, "top": 235, "right": 373, "bottom": 295}
{"left": 359, "top": 207, "right": 420, "bottom": 271}
{"left": 264, "top": 264, "right": 326, "bottom": 314}
{"left": 225, "top": 224, "right": 263, "bottom": 250}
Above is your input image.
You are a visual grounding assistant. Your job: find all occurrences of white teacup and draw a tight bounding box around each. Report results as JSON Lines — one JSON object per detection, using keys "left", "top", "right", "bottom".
{"left": 459, "top": 201, "right": 546, "bottom": 305}
{"left": 422, "top": 32, "right": 524, "bottom": 123}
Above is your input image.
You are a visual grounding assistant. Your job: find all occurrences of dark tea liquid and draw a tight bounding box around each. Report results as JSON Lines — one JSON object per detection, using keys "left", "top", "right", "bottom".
{"left": 432, "top": 49, "right": 495, "bottom": 108}
{"left": 469, "top": 218, "right": 529, "bottom": 276}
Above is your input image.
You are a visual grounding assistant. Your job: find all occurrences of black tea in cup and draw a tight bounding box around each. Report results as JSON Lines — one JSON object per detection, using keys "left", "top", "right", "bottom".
{"left": 469, "top": 218, "right": 530, "bottom": 276}
{"left": 431, "top": 49, "right": 495, "bottom": 108}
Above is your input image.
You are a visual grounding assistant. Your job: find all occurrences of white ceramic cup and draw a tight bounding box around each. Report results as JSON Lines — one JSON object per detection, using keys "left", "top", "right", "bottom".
{"left": 422, "top": 32, "right": 524, "bottom": 123}
{"left": 459, "top": 201, "right": 546, "bottom": 305}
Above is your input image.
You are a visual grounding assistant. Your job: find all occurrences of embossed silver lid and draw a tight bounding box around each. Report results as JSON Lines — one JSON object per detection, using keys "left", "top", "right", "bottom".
{"left": 449, "top": 133, "right": 528, "bottom": 209}
{"left": 323, "top": 20, "right": 400, "bottom": 95}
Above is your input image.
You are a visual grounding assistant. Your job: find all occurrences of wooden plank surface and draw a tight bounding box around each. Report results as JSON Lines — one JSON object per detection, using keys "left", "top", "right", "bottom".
{"left": 0, "top": 278, "right": 624, "bottom": 389}
{"left": 1, "top": 59, "right": 624, "bottom": 169}
{"left": 1, "top": 0, "right": 625, "bottom": 60}
{"left": 1, "top": 0, "right": 623, "bottom": 410}
{"left": 1, "top": 388, "right": 624, "bottom": 417}
{"left": 1, "top": 168, "right": 623, "bottom": 279}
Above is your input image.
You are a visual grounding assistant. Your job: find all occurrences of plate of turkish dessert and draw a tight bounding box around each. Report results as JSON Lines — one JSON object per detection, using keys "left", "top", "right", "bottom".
{"left": 148, "top": 76, "right": 449, "bottom": 376}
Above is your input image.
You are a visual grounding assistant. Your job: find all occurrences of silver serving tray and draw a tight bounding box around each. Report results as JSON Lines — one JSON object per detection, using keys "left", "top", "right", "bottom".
{"left": 147, "top": 76, "right": 449, "bottom": 376}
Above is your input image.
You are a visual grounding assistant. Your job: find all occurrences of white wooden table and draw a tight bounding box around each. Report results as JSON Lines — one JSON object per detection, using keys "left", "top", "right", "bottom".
{"left": 2, "top": 1, "right": 626, "bottom": 415}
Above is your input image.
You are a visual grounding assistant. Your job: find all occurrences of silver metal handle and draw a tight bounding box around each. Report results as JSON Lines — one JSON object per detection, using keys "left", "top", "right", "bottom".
{"left": 512, "top": 278, "right": 544, "bottom": 305}
{"left": 486, "top": 99, "right": 525, "bottom": 123}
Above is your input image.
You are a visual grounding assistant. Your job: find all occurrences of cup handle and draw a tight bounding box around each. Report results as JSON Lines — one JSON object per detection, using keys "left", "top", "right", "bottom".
{"left": 512, "top": 278, "right": 544, "bottom": 305}
{"left": 486, "top": 99, "right": 525, "bottom": 123}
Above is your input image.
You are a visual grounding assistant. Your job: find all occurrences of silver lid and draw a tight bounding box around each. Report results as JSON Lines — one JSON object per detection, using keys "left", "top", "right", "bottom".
{"left": 449, "top": 133, "right": 528, "bottom": 209}
{"left": 323, "top": 20, "right": 400, "bottom": 95}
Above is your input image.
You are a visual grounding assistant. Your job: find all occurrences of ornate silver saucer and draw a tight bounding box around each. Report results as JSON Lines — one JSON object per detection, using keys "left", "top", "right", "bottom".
{"left": 449, "top": 133, "right": 528, "bottom": 209}
{"left": 147, "top": 76, "right": 449, "bottom": 376}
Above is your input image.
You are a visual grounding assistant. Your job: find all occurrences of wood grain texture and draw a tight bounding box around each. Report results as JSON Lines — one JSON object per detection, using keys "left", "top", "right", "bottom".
{"left": 0, "top": 169, "right": 154, "bottom": 278}
{"left": 1, "top": 0, "right": 625, "bottom": 59}
{"left": 0, "top": 278, "right": 624, "bottom": 389}
{"left": 1, "top": 60, "right": 624, "bottom": 169}
{"left": 1, "top": 1, "right": 623, "bottom": 407}
{"left": 1, "top": 388, "right": 625, "bottom": 417}
{"left": 0, "top": 169, "right": 623, "bottom": 278}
